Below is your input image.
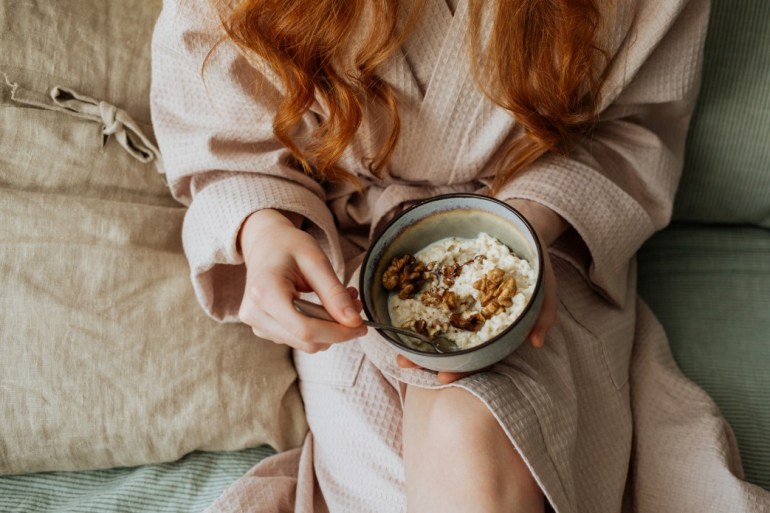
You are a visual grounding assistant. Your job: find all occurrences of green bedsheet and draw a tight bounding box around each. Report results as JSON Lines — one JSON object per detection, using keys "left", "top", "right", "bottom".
{"left": 0, "top": 445, "right": 274, "bottom": 512}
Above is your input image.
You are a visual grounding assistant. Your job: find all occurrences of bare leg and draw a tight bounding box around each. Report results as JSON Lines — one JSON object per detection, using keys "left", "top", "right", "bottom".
{"left": 402, "top": 385, "right": 544, "bottom": 513}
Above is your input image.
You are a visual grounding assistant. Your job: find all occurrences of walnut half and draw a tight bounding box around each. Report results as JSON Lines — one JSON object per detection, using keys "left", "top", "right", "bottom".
{"left": 382, "top": 255, "right": 426, "bottom": 299}
{"left": 474, "top": 268, "right": 517, "bottom": 319}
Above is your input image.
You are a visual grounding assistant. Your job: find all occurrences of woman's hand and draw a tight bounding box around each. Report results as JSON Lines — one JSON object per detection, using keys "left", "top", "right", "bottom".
{"left": 507, "top": 198, "right": 565, "bottom": 349}
{"left": 396, "top": 198, "right": 567, "bottom": 384}
{"left": 238, "top": 208, "right": 367, "bottom": 353}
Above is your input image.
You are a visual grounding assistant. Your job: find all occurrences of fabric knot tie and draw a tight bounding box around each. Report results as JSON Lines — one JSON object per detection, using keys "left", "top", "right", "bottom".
{"left": 1, "top": 72, "right": 163, "bottom": 173}
{"left": 98, "top": 101, "right": 122, "bottom": 138}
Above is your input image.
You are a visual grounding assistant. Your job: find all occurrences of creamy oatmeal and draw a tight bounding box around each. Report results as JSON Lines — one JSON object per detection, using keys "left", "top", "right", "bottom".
{"left": 384, "top": 232, "right": 536, "bottom": 351}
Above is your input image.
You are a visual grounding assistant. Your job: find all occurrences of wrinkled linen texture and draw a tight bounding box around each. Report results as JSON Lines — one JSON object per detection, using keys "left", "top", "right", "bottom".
{"left": 150, "top": 0, "right": 770, "bottom": 511}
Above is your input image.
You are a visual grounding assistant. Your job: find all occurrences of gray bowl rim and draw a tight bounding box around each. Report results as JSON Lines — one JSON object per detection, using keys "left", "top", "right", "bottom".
{"left": 359, "top": 192, "right": 545, "bottom": 358}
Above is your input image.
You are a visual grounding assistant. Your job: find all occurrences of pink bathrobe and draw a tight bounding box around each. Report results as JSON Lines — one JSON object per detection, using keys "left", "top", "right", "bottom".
{"left": 151, "top": 0, "right": 769, "bottom": 511}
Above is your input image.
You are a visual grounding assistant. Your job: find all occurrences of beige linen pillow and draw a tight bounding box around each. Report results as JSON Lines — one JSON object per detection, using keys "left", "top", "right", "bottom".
{"left": 0, "top": 0, "right": 306, "bottom": 474}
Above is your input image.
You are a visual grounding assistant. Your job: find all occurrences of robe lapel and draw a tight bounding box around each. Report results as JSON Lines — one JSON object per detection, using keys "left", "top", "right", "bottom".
{"left": 399, "top": 0, "right": 454, "bottom": 96}
{"left": 377, "top": 0, "right": 455, "bottom": 175}
{"left": 397, "top": 0, "right": 517, "bottom": 185}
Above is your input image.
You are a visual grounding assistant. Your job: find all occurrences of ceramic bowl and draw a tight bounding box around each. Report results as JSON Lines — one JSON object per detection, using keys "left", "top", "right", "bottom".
{"left": 359, "top": 193, "right": 544, "bottom": 373}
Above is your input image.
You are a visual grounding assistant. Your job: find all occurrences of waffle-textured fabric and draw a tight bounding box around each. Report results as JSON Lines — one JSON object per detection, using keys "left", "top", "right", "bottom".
{"left": 151, "top": 0, "right": 770, "bottom": 511}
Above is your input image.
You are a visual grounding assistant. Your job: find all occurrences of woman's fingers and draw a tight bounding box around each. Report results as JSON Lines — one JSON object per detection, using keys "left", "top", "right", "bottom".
{"left": 529, "top": 294, "right": 555, "bottom": 348}
{"left": 251, "top": 318, "right": 332, "bottom": 353}
{"left": 242, "top": 292, "right": 356, "bottom": 353}
{"left": 437, "top": 371, "right": 469, "bottom": 384}
{"left": 260, "top": 320, "right": 335, "bottom": 354}
{"left": 238, "top": 212, "right": 368, "bottom": 353}
{"left": 396, "top": 355, "right": 469, "bottom": 384}
{"left": 529, "top": 251, "right": 557, "bottom": 348}
{"left": 347, "top": 287, "right": 364, "bottom": 312}
{"left": 241, "top": 271, "right": 366, "bottom": 347}
{"left": 503, "top": 200, "right": 565, "bottom": 349}
{"left": 396, "top": 354, "right": 421, "bottom": 369}
{"left": 270, "top": 289, "right": 367, "bottom": 344}
{"left": 298, "top": 252, "right": 363, "bottom": 328}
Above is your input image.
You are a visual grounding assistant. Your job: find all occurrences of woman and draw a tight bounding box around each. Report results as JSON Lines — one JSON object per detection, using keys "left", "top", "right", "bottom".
{"left": 150, "top": 0, "right": 725, "bottom": 511}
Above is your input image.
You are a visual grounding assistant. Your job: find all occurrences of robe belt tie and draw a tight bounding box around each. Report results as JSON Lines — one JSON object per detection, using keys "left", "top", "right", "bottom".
{"left": 2, "top": 71, "right": 163, "bottom": 174}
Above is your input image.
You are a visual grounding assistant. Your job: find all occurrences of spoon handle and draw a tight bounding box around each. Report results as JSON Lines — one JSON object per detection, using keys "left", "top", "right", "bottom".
{"left": 292, "top": 298, "right": 336, "bottom": 322}
{"left": 292, "top": 298, "right": 434, "bottom": 345}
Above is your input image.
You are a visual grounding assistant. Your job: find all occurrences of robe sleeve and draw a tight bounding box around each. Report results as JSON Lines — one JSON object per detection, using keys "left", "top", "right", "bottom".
{"left": 150, "top": 0, "right": 343, "bottom": 321}
{"left": 494, "top": 0, "right": 710, "bottom": 306}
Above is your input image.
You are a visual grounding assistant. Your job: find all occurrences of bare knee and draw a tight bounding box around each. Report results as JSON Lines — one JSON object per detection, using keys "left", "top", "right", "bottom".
{"left": 402, "top": 386, "right": 543, "bottom": 513}
{"left": 405, "top": 386, "right": 498, "bottom": 450}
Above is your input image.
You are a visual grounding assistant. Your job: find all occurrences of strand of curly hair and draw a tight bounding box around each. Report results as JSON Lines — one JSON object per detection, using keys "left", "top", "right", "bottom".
{"left": 217, "top": 0, "right": 607, "bottom": 192}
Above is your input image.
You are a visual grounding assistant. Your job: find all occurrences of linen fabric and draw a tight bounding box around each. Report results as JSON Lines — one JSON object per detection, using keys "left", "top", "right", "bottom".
{"left": 0, "top": 0, "right": 306, "bottom": 475}
{"left": 151, "top": 0, "right": 770, "bottom": 511}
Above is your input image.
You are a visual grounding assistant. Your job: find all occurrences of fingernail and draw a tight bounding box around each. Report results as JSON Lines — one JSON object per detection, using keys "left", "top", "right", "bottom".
{"left": 344, "top": 306, "right": 358, "bottom": 319}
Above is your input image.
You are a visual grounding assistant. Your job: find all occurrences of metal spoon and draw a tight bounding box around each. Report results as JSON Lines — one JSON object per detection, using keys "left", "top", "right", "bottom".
{"left": 292, "top": 298, "right": 458, "bottom": 354}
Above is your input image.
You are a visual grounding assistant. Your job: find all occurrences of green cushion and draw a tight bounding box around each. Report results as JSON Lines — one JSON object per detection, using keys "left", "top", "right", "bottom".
{"left": 673, "top": 0, "right": 770, "bottom": 227}
{"left": 0, "top": 446, "right": 274, "bottom": 513}
{"left": 638, "top": 224, "right": 770, "bottom": 490}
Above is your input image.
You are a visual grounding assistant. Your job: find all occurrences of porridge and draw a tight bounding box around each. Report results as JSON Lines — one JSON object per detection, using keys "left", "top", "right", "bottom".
{"left": 383, "top": 232, "right": 536, "bottom": 351}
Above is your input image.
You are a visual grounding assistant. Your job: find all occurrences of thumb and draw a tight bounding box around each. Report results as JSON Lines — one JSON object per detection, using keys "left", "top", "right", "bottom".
{"left": 298, "top": 253, "right": 363, "bottom": 328}
{"left": 530, "top": 281, "right": 557, "bottom": 348}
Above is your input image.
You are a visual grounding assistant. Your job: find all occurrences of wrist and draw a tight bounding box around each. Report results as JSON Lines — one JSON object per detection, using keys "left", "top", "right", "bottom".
{"left": 238, "top": 209, "right": 303, "bottom": 258}
{"left": 505, "top": 199, "right": 568, "bottom": 247}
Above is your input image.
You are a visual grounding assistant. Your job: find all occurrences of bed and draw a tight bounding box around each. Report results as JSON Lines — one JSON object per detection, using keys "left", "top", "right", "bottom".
{"left": 1, "top": 0, "right": 768, "bottom": 511}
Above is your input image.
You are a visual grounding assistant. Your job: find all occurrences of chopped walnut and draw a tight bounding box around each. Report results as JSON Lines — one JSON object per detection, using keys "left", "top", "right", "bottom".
{"left": 480, "top": 297, "right": 514, "bottom": 319}
{"left": 382, "top": 255, "right": 410, "bottom": 290}
{"left": 401, "top": 319, "right": 429, "bottom": 335}
{"left": 449, "top": 312, "right": 485, "bottom": 332}
{"left": 382, "top": 255, "right": 426, "bottom": 299}
{"left": 496, "top": 277, "right": 517, "bottom": 300}
{"left": 426, "top": 321, "right": 450, "bottom": 338}
{"left": 420, "top": 289, "right": 443, "bottom": 308}
{"left": 419, "top": 288, "right": 464, "bottom": 313}
{"left": 441, "top": 263, "right": 462, "bottom": 286}
{"left": 443, "top": 290, "right": 459, "bottom": 311}
{"left": 461, "top": 255, "right": 486, "bottom": 267}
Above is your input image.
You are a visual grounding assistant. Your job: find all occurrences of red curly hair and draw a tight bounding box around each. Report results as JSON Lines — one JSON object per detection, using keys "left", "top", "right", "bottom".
{"left": 218, "top": 0, "right": 607, "bottom": 192}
